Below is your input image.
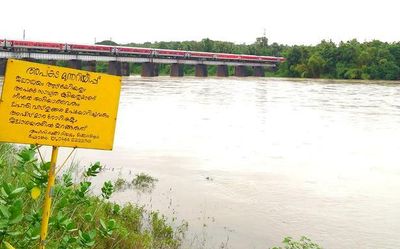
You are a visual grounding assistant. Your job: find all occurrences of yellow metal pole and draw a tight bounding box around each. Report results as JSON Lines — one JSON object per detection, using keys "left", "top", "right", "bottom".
{"left": 39, "top": 146, "right": 59, "bottom": 249}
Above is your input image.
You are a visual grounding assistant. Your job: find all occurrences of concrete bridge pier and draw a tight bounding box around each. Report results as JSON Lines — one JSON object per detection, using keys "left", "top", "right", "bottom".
{"left": 121, "top": 62, "right": 130, "bottom": 76}
{"left": 216, "top": 65, "right": 229, "bottom": 77}
{"left": 0, "top": 58, "right": 6, "bottom": 76}
{"left": 142, "top": 62, "right": 158, "bottom": 77}
{"left": 68, "top": 59, "right": 82, "bottom": 70}
{"left": 170, "top": 63, "right": 184, "bottom": 77}
{"left": 195, "top": 64, "right": 208, "bottom": 77}
{"left": 108, "top": 61, "right": 122, "bottom": 76}
{"left": 85, "top": 61, "right": 97, "bottom": 72}
{"left": 234, "top": 65, "right": 248, "bottom": 77}
{"left": 253, "top": 66, "right": 265, "bottom": 77}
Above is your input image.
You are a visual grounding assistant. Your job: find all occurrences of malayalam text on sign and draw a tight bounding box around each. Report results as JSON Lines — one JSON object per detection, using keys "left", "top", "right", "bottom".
{"left": 0, "top": 59, "right": 122, "bottom": 150}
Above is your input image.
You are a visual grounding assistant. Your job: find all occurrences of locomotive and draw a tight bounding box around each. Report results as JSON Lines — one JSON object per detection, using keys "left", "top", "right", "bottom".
{"left": 0, "top": 39, "right": 285, "bottom": 63}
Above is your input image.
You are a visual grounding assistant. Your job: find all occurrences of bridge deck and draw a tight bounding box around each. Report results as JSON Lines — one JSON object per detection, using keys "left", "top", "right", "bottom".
{"left": 0, "top": 51, "right": 275, "bottom": 68}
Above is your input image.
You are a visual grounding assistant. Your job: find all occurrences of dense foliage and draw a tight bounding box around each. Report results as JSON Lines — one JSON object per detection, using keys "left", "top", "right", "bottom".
{"left": 98, "top": 37, "right": 400, "bottom": 80}
{"left": 279, "top": 39, "right": 400, "bottom": 80}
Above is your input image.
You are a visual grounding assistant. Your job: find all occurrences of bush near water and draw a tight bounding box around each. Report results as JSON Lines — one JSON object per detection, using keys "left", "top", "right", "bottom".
{"left": 0, "top": 143, "right": 186, "bottom": 249}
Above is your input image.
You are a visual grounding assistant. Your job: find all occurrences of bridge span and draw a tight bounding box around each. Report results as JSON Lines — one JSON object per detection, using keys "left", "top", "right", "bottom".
{"left": 0, "top": 39, "right": 285, "bottom": 77}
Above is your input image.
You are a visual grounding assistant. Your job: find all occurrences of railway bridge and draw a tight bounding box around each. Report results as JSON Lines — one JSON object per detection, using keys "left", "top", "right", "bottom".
{"left": 0, "top": 39, "right": 285, "bottom": 77}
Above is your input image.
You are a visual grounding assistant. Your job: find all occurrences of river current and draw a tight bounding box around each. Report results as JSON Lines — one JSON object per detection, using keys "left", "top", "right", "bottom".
{"left": 1, "top": 76, "right": 400, "bottom": 248}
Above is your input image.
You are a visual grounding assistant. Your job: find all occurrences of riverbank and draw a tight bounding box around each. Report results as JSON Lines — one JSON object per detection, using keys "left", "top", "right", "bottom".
{"left": 0, "top": 143, "right": 187, "bottom": 249}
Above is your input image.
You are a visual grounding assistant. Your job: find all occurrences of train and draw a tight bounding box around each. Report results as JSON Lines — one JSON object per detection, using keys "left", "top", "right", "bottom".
{"left": 0, "top": 39, "right": 285, "bottom": 63}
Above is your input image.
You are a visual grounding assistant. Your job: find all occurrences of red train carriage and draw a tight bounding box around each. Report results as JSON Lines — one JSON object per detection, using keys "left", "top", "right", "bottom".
{"left": 0, "top": 39, "right": 12, "bottom": 48}
{"left": 216, "top": 53, "right": 241, "bottom": 60}
{"left": 189, "top": 51, "right": 216, "bottom": 59}
{"left": 153, "top": 49, "right": 186, "bottom": 58}
{"left": 239, "top": 55, "right": 261, "bottom": 61}
{"left": 7, "top": 40, "right": 64, "bottom": 51}
{"left": 116, "top": 46, "right": 152, "bottom": 56}
{"left": 69, "top": 44, "right": 113, "bottom": 53}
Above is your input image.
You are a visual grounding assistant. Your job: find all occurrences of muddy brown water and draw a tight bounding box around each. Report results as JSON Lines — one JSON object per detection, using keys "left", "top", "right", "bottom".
{"left": 1, "top": 77, "right": 400, "bottom": 248}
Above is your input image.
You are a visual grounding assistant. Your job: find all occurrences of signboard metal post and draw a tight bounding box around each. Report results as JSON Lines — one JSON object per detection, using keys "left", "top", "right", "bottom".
{"left": 39, "top": 146, "right": 59, "bottom": 249}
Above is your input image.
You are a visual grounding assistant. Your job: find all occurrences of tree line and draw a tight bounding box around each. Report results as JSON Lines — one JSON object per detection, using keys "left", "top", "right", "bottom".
{"left": 98, "top": 37, "right": 400, "bottom": 80}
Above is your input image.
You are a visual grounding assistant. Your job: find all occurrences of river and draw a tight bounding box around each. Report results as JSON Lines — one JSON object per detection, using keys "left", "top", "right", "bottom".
{"left": 1, "top": 76, "right": 400, "bottom": 248}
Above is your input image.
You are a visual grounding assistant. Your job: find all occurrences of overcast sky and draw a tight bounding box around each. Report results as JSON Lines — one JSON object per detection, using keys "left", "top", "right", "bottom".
{"left": 2, "top": 0, "right": 399, "bottom": 46}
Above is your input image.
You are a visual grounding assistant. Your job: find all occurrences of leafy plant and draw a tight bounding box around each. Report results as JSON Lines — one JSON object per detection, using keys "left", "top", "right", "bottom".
{"left": 271, "top": 236, "right": 322, "bottom": 249}
{"left": 75, "top": 182, "right": 91, "bottom": 199}
{"left": 62, "top": 172, "right": 73, "bottom": 187}
{"left": 30, "top": 161, "right": 50, "bottom": 187}
{"left": 84, "top": 162, "right": 102, "bottom": 178}
{"left": 101, "top": 181, "right": 113, "bottom": 200}
{"left": 111, "top": 203, "right": 121, "bottom": 215}
{"left": 0, "top": 198, "right": 23, "bottom": 230}
{"left": 132, "top": 173, "right": 158, "bottom": 192}
{"left": 78, "top": 230, "right": 96, "bottom": 248}
{"left": 98, "top": 218, "right": 116, "bottom": 237}
{"left": 15, "top": 146, "right": 37, "bottom": 169}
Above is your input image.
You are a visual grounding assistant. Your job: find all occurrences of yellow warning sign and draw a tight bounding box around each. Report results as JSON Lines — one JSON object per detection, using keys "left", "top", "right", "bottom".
{"left": 0, "top": 59, "right": 121, "bottom": 150}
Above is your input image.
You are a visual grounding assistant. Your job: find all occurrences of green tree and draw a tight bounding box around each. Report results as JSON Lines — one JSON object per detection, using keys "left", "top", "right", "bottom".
{"left": 201, "top": 38, "right": 214, "bottom": 52}
{"left": 315, "top": 40, "right": 337, "bottom": 77}
{"left": 307, "top": 53, "right": 326, "bottom": 78}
